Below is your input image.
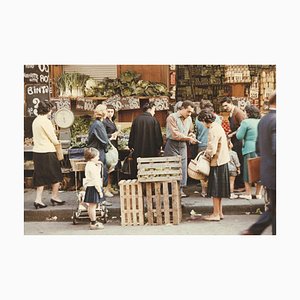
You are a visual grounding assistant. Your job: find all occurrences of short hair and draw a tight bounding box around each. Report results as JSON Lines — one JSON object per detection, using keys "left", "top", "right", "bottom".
{"left": 219, "top": 97, "right": 232, "bottom": 105}
{"left": 269, "top": 91, "right": 276, "bottom": 105}
{"left": 37, "top": 100, "right": 53, "bottom": 115}
{"left": 142, "top": 101, "right": 156, "bottom": 112}
{"left": 94, "top": 104, "right": 107, "bottom": 118}
{"left": 245, "top": 105, "right": 261, "bottom": 119}
{"left": 181, "top": 100, "right": 194, "bottom": 109}
{"left": 84, "top": 147, "right": 99, "bottom": 161}
{"left": 199, "top": 108, "right": 216, "bottom": 123}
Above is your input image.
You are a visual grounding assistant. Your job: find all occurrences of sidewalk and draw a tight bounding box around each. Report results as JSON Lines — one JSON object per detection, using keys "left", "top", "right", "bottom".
{"left": 24, "top": 184, "right": 266, "bottom": 222}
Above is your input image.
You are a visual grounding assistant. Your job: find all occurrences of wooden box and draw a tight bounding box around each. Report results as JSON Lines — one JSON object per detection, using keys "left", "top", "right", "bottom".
{"left": 137, "top": 156, "right": 182, "bottom": 182}
{"left": 119, "top": 179, "right": 144, "bottom": 226}
{"left": 144, "top": 180, "right": 182, "bottom": 225}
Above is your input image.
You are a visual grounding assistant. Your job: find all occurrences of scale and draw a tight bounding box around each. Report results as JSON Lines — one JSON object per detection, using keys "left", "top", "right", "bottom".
{"left": 54, "top": 108, "right": 75, "bottom": 148}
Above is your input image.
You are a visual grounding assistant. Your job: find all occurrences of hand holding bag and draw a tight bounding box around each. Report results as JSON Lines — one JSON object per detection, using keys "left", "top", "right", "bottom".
{"left": 247, "top": 156, "right": 261, "bottom": 183}
{"left": 121, "top": 150, "right": 133, "bottom": 175}
{"left": 55, "top": 143, "right": 64, "bottom": 161}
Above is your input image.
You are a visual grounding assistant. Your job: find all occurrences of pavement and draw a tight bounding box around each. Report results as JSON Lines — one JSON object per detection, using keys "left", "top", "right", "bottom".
{"left": 24, "top": 183, "right": 266, "bottom": 222}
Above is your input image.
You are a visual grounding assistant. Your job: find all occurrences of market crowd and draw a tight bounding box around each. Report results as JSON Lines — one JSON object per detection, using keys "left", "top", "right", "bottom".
{"left": 31, "top": 93, "right": 276, "bottom": 234}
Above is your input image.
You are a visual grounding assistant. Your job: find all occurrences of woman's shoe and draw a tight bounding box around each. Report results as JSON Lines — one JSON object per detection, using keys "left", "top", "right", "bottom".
{"left": 50, "top": 199, "right": 66, "bottom": 206}
{"left": 34, "top": 202, "right": 47, "bottom": 209}
{"left": 255, "top": 194, "right": 262, "bottom": 199}
{"left": 219, "top": 213, "right": 224, "bottom": 220}
{"left": 230, "top": 193, "right": 239, "bottom": 199}
{"left": 202, "top": 214, "right": 221, "bottom": 221}
{"left": 90, "top": 222, "right": 104, "bottom": 230}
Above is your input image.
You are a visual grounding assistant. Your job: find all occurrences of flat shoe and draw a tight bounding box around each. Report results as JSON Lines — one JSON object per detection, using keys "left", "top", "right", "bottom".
{"left": 202, "top": 215, "right": 220, "bottom": 221}
{"left": 220, "top": 214, "right": 224, "bottom": 220}
{"left": 239, "top": 194, "right": 252, "bottom": 200}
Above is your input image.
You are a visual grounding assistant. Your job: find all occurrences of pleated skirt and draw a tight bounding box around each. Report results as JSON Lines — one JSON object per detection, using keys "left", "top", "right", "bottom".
{"left": 84, "top": 186, "right": 105, "bottom": 203}
{"left": 207, "top": 163, "right": 230, "bottom": 198}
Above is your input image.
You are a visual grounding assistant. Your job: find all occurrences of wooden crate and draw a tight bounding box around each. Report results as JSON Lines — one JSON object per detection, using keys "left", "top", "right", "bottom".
{"left": 144, "top": 180, "right": 182, "bottom": 225}
{"left": 119, "top": 179, "right": 144, "bottom": 226}
{"left": 137, "top": 156, "right": 182, "bottom": 182}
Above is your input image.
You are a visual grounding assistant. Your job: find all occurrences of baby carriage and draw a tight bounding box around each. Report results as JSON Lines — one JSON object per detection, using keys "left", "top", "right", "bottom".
{"left": 69, "top": 148, "right": 109, "bottom": 225}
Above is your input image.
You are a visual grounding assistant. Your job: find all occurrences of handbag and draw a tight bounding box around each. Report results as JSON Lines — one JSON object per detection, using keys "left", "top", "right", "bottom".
{"left": 121, "top": 150, "right": 133, "bottom": 175}
{"left": 188, "top": 151, "right": 210, "bottom": 180}
{"left": 55, "top": 143, "right": 64, "bottom": 161}
{"left": 105, "top": 142, "right": 119, "bottom": 173}
{"left": 247, "top": 156, "right": 261, "bottom": 183}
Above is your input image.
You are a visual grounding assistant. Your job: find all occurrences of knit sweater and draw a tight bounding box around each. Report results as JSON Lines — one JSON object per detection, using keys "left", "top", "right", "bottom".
{"left": 32, "top": 115, "right": 59, "bottom": 153}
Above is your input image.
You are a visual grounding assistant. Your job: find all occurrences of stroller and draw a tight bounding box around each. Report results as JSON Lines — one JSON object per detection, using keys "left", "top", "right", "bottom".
{"left": 69, "top": 148, "right": 109, "bottom": 225}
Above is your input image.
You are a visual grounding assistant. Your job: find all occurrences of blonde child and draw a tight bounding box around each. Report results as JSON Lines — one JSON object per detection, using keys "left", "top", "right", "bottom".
{"left": 228, "top": 140, "right": 240, "bottom": 199}
{"left": 83, "top": 147, "right": 105, "bottom": 230}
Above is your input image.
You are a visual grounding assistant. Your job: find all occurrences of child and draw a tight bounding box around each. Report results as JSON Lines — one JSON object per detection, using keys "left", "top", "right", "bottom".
{"left": 83, "top": 147, "right": 105, "bottom": 230}
{"left": 228, "top": 139, "right": 240, "bottom": 199}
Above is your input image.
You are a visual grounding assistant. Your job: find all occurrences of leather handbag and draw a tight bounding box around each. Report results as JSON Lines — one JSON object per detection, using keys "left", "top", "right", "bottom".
{"left": 247, "top": 156, "right": 261, "bottom": 183}
{"left": 55, "top": 143, "right": 64, "bottom": 161}
{"left": 188, "top": 151, "right": 210, "bottom": 180}
{"left": 121, "top": 150, "right": 133, "bottom": 175}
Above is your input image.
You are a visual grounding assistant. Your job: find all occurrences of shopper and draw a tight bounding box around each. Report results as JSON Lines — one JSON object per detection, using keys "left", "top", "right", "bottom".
{"left": 128, "top": 102, "right": 163, "bottom": 179}
{"left": 86, "top": 104, "right": 112, "bottom": 200}
{"left": 83, "top": 147, "right": 105, "bottom": 230}
{"left": 220, "top": 97, "right": 246, "bottom": 191}
{"left": 103, "top": 104, "right": 120, "bottom": 195}
{"left": 241, "top": 92, "right": 276, "bottom": 235}
{"left": 32, "top": 100, "right": 65, "bottom": 209}
{"left": 227, "top": 139, "right": 240, "bottom": 199}
{"left": 236, "top": 105, "right": 262, "bottom": 199}
{"left": 202, "top": 110, "right": 230, "bottom": 221}
{"left": 164, "top": 100, "right": 198, "bottom": 197}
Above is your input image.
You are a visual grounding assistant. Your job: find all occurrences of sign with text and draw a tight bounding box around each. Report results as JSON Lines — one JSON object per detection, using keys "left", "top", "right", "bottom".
{"left": 76, "top": 98, "right": 98, "bottom": 112}
{"left": 25, "top": 84, "right": 50, "bottom": 117}
{"left": 50, "top": 98, "right": 71, "bottom": 110}
{"left": 24, "top": 65, "right": 50, "bottom": 84}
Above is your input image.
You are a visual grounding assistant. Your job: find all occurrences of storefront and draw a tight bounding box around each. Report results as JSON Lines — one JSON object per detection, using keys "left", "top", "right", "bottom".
{"left": 24, "top": 64, "right": 276, "bottom": 189}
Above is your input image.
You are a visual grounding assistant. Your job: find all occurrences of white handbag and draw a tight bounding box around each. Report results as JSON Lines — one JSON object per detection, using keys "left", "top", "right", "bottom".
{"left": 194, "top": 151, "right": 210, "bottom": 176}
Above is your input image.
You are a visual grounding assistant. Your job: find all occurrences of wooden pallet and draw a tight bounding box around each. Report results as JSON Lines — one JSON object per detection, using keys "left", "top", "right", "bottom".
{"left": 119, "top": 179, "right": 144, "bottom": 226}
{"left": 137, "top": 156, "right": 182, "bottom": 182}
{"left": 144, "top": 180, "right": 182, "bottom": 225}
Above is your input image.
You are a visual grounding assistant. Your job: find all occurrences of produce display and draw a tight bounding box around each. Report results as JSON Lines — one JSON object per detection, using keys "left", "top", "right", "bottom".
{"left": 70, "top": 116, "right": 92, "bottom": 147}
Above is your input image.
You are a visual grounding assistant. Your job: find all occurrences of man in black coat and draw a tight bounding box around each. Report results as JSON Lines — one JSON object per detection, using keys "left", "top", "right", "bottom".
{"left": 128, "top": 102, "right": 163, "bottom": 178}
{"left": 242, "top": 91, "right": 276, "bottom": 235}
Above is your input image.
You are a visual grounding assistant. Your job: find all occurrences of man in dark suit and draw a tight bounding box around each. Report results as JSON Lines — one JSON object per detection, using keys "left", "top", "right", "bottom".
{"left": 128, "top": 102, "right": 163, "bottom": 179}
{"left": 220, "top": 97, "right": 246, "bottom": 191}
{"left": 242, "top": 91, "right": 276, "bottom": 235}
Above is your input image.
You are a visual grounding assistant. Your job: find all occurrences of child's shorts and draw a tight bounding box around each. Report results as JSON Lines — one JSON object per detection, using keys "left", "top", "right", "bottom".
{"left": 229, "top": 171, "right": 237, "bottom": 177}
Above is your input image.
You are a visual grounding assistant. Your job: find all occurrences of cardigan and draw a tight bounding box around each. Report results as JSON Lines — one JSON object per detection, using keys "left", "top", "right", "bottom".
{"left": 32, "top": 115, "right": 59, "bottom": 153}
{"left": 236, "top": 118, "right": 260, "bottom": 155}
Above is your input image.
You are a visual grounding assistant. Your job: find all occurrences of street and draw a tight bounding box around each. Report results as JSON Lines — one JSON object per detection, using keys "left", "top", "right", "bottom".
{"left": 24, "top": 214, "right": 271, "bottom": 235}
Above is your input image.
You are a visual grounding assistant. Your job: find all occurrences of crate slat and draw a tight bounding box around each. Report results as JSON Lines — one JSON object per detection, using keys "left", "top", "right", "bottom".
{"left": 137, "top": 156, "right": 181, "bottom": 163}
{"left": 119, "top": 179, "right": 144, "bottom": 226}
{"left": 138, "top": 175, "right": 182, "bottom": 182}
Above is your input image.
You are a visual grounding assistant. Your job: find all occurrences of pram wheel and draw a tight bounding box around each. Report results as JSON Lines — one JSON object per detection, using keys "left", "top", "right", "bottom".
{"left": 72, "top": 212, "right": 79, "bottom": 225}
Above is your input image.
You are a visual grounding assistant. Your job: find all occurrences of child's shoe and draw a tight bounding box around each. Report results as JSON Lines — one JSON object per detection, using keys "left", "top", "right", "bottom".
{"left": 239, "top": 194, "right": 252, "bottom": 200}
{"left": 230, "top": 193, "right": 239, "bottom": 199}
{"left": 89, "top": 222, "right": 104, "bottom": 230}
{"left": 255, "top": 194, "right": 262, "bottom": 199}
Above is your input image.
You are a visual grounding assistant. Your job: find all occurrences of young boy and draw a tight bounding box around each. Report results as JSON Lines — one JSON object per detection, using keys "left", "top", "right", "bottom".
{"left": 228, "top": 139, "right": 240, "bottom": 199}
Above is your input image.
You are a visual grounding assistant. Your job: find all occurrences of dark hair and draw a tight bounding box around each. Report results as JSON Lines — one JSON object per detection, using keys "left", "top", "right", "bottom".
{"left": 245, "top": 105, "right": 261, "bottom": 119}
{"left": 269, "top": 91, "right": 276, "bottom": 105}
{"left": 37, "top": 100, "right": 53, "bottom": 115}
{"left": 84, "top": 147, "right": 99, "bottom": 161}
{"left": 219, "top": 97, "right": 232, "bottom": 105}
{"left": 200, "top": 99, "right": 213, "bottom": 110}
{"left": 142, "top": 102, "right": 156, "bottom": 112}
{"left": 181, "top": 100, "right": 194, "bottom": 109}
{"left": 198, "top": 108, "right": 216, "bottom": 123}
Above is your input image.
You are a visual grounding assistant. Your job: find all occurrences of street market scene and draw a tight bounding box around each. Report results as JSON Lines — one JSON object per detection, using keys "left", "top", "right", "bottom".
{"left": 24, "top": 64, "right": 276, "bottom": 235}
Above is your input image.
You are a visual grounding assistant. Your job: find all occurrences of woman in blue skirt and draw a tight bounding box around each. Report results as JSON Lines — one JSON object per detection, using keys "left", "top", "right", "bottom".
{"left": 83, "top": 147, "right": 105, "bottom": 230}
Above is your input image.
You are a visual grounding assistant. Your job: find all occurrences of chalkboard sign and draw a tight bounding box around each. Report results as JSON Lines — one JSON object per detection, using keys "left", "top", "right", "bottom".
{"left": 24, "top": 65, "right": 50, "bottom": 84}
{"left": 25, "top": 84, "right": 50, "bottom": 117}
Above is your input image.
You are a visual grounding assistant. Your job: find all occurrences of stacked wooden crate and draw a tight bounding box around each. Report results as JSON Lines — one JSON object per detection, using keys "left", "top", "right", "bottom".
{"left": 137, "top": 156, "right": 182, "bottom": 225}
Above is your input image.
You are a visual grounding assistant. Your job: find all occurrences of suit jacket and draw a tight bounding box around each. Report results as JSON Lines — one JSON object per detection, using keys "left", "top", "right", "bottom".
{"left": 256, "top": 110, "right": 276, "bottom": 189}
